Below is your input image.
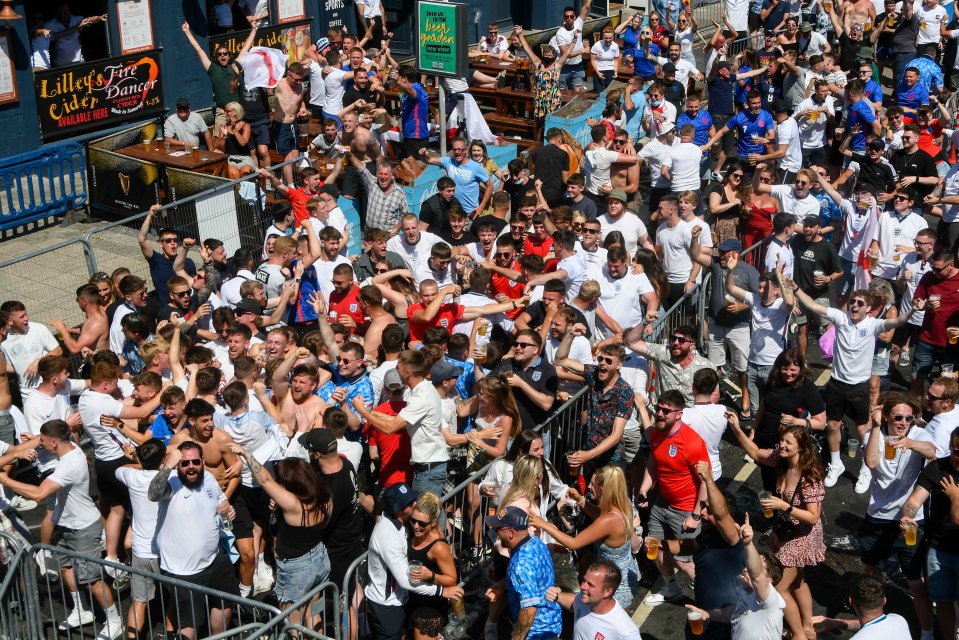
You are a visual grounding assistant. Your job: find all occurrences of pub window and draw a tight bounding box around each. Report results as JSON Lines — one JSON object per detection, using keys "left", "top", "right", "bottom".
{"left": 207, "top": 0, "right": 270, "bottom": 35}
{"left": 30, "top": 0, "right": 110, "bottom": 71}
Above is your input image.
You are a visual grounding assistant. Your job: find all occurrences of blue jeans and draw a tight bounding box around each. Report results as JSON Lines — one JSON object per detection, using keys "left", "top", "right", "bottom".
{"left": 746, "top": 362, "right": 773, "bottom": 417}
{"left": 893, "top": 52, "right": 915, "bottom": 87}
{"left": 275, "top": 541, "right": 331, "bottom": 604}
{"left": 412, "top": 462, "right": 448, "bottom": 527}
{"left": 913, "top": 339, "right": 957, "bottom": 381}
{"left": 926, "top": 546, "right": 959, "bottom": 601}
{"left": 559, "top": 62, "right": 585, "bottom": 90}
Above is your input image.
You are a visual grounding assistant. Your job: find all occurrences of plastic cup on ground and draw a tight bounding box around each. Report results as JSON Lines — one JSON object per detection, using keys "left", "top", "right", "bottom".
{"left": 847, "top": 438, "right": 860, "bottom": 458}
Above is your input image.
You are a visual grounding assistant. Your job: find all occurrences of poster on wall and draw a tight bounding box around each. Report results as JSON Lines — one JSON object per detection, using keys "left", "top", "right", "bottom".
{"left": 34, "top": 51, "right": 164, "bottom": 142}
{"left": 117, "top": 0, "right": 155, "bottom": 54}
{"left": 320, "top": 0, "right": 352, "bottom": 31}
{"left": 0, "top": 31, "right": 16, "bottom": 106}
{"left": 277, "top": 0, "right": 306, "bottom": 23}
{"left": 416, "top": 1, "right": 468, "bottom": 78}
{"left": 88, "top": 147, "right": 161, "bottom": 216}
{"left": 209, "top": 20, "right": 312, "bottom": 64}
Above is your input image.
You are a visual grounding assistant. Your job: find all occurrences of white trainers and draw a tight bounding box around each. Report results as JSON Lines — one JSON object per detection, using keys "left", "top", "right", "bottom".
{"left": 643, "top": 580, "right": 683, "bottom": 606}
{"left": 855, "top": 465, "right": 872, "bottom": 494}
{"left": 58, "top": 608, "right": 94, "bottom": 630}
{"left": 96, "top": 616, "right": 123, "bottom": 640}
{"left": 9, "top": 495, "right": 37, "bottom": 511}
{"left": 824, "top": 463, "right": 844, "bottom": 488}
{"left": 253, "top": 561, "right": 274, "bottom": 595}
{"left": 34, "top": 551, "right": 59, "bottom": 581}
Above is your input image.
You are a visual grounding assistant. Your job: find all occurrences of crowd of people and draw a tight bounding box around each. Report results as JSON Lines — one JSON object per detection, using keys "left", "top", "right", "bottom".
{"left": 9, "top": 0, "right": 959, "bottom": 639}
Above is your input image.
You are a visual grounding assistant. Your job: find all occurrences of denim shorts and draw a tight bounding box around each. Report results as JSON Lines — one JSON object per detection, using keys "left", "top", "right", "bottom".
{"left": 275, "top": 541, "right": 331, "bottom": 604}
{"left": 926, "top": 546, "right": 959, "bottom": 601}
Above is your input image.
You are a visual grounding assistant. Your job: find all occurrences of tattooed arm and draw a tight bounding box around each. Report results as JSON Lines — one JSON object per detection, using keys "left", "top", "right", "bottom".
{"left": 148, "top": 446, "right": 181, "bottom": 502}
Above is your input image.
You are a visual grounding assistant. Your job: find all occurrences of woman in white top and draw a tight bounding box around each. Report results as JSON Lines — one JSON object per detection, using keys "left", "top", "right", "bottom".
{"left": 667, "top": 9, "right": 699, "bottom": 67}
{"left": 591, "top": 27, "right": 621, "bottom": 91}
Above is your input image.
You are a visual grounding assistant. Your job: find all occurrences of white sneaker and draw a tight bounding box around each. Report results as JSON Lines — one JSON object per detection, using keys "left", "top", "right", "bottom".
{"left": 253, "top": 562, "right": 274, "bottom": 595}
{"left": 643, "top": 580, "right": 682, "bottom": 606}
{"left": 34, "top": 551, "right": 58, "bottom": 581}
{"left": 9, "top": 495, "right": 37, "bottom": 511}
{"left": 824, "top": 463, "right": 844, "bottom": 488}
{"left": 855, "top": 466, "right": 872, "bottom": 494}
{"left": 96, "top": 616, "right": 123, "bottom": 640}
{"left": 58, "top": 608, "right": 94, "bottom": 630}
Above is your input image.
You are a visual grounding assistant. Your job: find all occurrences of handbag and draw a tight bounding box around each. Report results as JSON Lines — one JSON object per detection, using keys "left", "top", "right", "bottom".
{"left": 770, "top": 480, "right": 803, "bottom": 542}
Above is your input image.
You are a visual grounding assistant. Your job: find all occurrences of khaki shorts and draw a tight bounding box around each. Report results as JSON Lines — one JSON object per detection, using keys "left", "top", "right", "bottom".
{"left": 132, "top": 555, "right": 160, "bottom": 602}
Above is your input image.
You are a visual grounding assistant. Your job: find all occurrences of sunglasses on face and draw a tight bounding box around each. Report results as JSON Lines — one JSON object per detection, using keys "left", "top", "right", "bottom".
{"left": 928, "top": 391, "right": 943, "bottom": 400}
{"left": 850, "top": 299, "right": 868, "bottom": 307}
{"left": 374, "top": 268, "right": 389, "bottom": 274}
{"left": 730, "top": 173, "right": 744, "bottom": 179}
{"left": 655, "top": 405, "right": 680, "bottom": 414}
{"left": 583, "top": 228, "right": 601, "bottom": 234}
{"left": 613, "top": 139, "right": 626, "bottom": 145}
{"left": 172, "top": 290, "right": 191, "bottom": 298}
{"left": 495, "top": 252, "right": 513, "bottom": 258}
{"left": 670, "top": 335, "right": 691, "bottom": 344}
{"left": 795, "top": 180, "right": 810, "bottom": 187}
{"left": 891, "top": 414, "right": 915, "bottom": 422}
{"left": 179, "top": 459, "right": 203, "bottom": 468}
{"left": 597, "top": 355, "right": 617, "bottom": 365}
{"left": 514, "top": 342, "right": 537, "bottom": 349}
{"left": 410, "top": 517, "right": 431, "bottom": 527}
{"left": 160, "top": 238, "right": 179, "bottom": 244}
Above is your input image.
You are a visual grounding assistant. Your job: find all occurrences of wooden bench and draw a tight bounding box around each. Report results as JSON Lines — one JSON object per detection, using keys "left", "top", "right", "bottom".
{"left": 484, "top": 113, "right": 536, "bottom": 139}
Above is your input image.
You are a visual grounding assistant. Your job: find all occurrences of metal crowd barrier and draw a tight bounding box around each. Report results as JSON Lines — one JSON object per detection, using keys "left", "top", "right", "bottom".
{"left": 338, "top": 386, "right": 590, "bottom": 640}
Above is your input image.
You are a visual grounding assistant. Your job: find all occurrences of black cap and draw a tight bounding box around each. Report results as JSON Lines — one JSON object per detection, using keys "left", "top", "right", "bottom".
{"left": 175, "top": 97, "right": 190, "bottom": 110}
{"left": 299, "top": 428, "right": 337, "bottom": 454}
{"left": 802, "top": 215, "right": 821, "bottom": 227}
{"left": 764, "top": 29, "right": 776, "bottom": 37}
{"left": 382, "top": 483, "right": 419, "bottom": 515}
{"left": 662, "top": 62, "right": 676, "bottom": 73}
{"left": 717, "top": 60, "right": 732, "bottom": 70}
{"left": 867, "top": 138, "right": 886, "bottom": 151}
{"left": 234, "top": 299, "right": 262, "bottom": 316}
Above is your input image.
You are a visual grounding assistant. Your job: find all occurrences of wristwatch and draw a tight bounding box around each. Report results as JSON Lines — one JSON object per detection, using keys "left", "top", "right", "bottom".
{"left": 690, "top": 513, "right": 702, "bottom": 521}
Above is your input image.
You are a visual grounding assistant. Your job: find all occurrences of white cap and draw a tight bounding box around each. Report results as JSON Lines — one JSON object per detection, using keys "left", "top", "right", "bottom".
{"left": 658, "top": 121, "right": 675, "bottom": 136}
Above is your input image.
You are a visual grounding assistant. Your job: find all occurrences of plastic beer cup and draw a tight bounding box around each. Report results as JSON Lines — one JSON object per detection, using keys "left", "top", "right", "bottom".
{"left": 904, "top": 523, "right": 918, "bottom": 546}
{"left": 688, "top": 610, "right": 705, "bottom": 635}
{"left": 847, "top": 438, "right": 860, "bottom": 458}
{"left": 758, "top": 490, "right": 774, "bottom": 518}
{"left": 645, "top": 536, "right": 660, "bottom": 561}
{"left": 885, "top": 436, "right": 900, "bottom": 460}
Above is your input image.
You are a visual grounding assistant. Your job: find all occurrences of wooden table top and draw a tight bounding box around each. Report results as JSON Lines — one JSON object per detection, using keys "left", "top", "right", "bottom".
{"left": 117, "top": 143, "right": 227, "bottom": 172}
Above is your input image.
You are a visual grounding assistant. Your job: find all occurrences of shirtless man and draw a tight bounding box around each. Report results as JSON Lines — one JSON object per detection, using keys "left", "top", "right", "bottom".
{"left": 340, "top": 110, "right": 381, "bottom": 203}
{"left": 609, "top": 128, "right": 640, "bottom": 202}
{"left": 168, "top": 398, "right": 241, "bottom": 497}
{"left": 357, "top": 285, "right": 397, "bottom": 359}
{"left": 270, "top": 347, "right": 329, "bottom": 431}
{"left": 272, "top": 62, "right": 309, "bottom": 186}
{"left": 49, "top": 284, "right": 107, "bottom": 355}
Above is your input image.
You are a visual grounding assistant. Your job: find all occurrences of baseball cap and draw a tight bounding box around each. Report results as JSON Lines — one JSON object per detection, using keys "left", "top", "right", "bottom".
{"left": 485, "top": 505, "right": 529, "bottom": 530}
{"left": 314, "top": 37, "right": 332, "bottom": 53}
{"left": 382, "top": 483, "right": 419, "bottom": 515}
{"left": 234, "top": 299, "right": 262, "bottom": 316}
{"left": 383, "top": 368, "right": 403, "bottom": 391}
{"left": 662, "top": 62, "right": 676, "bottom": 73}
{"left": 867, "top": 138, "right": 886, "bottom": 151}
{"left": 802, "top": 215, "right": 821, "bottom": 227}
{"left": 608, "top": 188, "right": 628, "bottom": 203}
{"left": 175, "top": 97, "right": 190, "bottom": 110}
{"left": 430, "top": 361, "right": 464, "bottom": 382}
{"left": 298, "top": 428, "right": 337, "bottom": 454}
{"left": 718, "top": 239, "right": 743, "bottom": 252}
{"left": 717, "top": 60, "right": 732, "bottom": 70}
{"left": 764, "top": 29, "right": 776, "bottom": 37}
{"left": 657, "top": 121, "right": 675, "bottom": 136}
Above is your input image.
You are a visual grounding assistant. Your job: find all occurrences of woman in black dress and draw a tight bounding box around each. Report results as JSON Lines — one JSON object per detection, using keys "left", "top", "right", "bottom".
{"left": 406, "top": 492, "right": 457, "bottom": 640}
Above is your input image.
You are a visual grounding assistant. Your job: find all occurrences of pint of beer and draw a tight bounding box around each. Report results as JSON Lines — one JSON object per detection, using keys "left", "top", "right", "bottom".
{"left": 688, "top": 611, "right": 705, "bottom": 636}
{"left": 884, "top": 436, "right": 900, "bottom": 460}
{"left": 758, "top": 491, "right": 774, "bottom": 518}
{"left": 645, "top": 537, "right": 660, "bottom": 561}
{"left": 904, "top": 523, "right": 918, "bottom": 546}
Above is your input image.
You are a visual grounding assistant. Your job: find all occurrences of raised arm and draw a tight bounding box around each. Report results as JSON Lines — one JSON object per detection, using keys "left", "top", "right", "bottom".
{"left": 181, "top": 23, "right": 212, "bottom": 70}
{"left": 739, "top": 514, "right": 771, "bottom": 603}
{"left": 237, "top": 23, "right": 259, "bottom": 58}
{"left": 138, "top": 205, "right": 159, "bottom": 259}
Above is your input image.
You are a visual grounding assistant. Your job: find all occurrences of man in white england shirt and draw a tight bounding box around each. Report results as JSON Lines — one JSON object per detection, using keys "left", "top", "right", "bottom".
{"left": 752, "top": 164, "right": 820, "bottom": 221}
{"left": 866, "top": 187, "right": 928, "bottom": 281}
{"left": 148, "top": 441, "right": 238, "bottom": 640}
{"left": 598, "top": 190, "right": 654, "bottom": 258}
{"left": 655, "top": 195, "right": 697, "bottom": 306}
{"left": 413, "top": 242, "right": 459, "bottom": 288}
{"left": 763, "top": 213, "right": 796, "bottom": 278}
{"left": 525, "top": 230, "right": 589, "bottom": 302}
{"left": 598, "top": 245, "right": 658, "bottom": 336}
{"left": 1, "top": 301, "right": 63, "bottom": 403}
{"left": 752, "top": 100, "right": 803, "bottom": 184}
{"left": 669, "top": 124, "right": 706, "bottom": 198}
{"left": 785, "top": 280, "right": 918, "bottom": 492}
{"left": 387, "top": 214, "right": 444, "bottom": 272}
{"left": 545, "top": 560, "right": 642, "bottom": 640}
{"left": 0, "top": 419, "right": 123, "bottom": 638}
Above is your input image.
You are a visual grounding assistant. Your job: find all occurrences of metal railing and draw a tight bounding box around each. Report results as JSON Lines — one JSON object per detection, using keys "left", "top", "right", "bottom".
{"left": 338, "top": 386, "right": 590, "bottom": 640}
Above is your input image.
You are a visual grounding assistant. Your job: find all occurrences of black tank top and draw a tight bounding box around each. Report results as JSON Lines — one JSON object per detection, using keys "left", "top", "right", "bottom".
{"left": 224, "top": 129, "right": 251, "bottom": 156}
{"left": 275, "top": 511, "right": 325, "bottom": 560}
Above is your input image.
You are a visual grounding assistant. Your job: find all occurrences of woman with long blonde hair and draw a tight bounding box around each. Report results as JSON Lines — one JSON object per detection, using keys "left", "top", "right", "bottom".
{"left": 528, "top": 466, "right": 640, "bottom": 608}
{"left": 406, "top": 492, "right": 457, "bottom": 640}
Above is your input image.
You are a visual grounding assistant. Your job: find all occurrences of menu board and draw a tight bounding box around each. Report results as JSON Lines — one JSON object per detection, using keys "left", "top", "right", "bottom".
{"left": 117, "top": 0, "right": 155, "bottom": 54}
{"left": 277, "top": 0, "right": 307, "bottom": 23}
{"left": 0, "top": 31, "right": 15, "bottom": 105}
{"left": 34, "top": 51, "right": 164, "bottom": 141}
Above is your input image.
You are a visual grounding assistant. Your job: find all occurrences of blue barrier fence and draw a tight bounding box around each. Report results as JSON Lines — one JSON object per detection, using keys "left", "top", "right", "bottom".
{"left": 0, "top": 142, "right": 87, "bottom": 232}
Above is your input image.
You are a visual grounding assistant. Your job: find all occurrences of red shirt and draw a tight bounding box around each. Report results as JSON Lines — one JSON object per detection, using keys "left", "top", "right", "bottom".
{"left": 918, "top": 119, "right": 945, "bottom": 160}
{"left": 366, "top": 400, "right": 412, "bottom": 487}
{"left": 915, "top": 269, "right": 959, "bottom": 347}
{"left": 329, "top": 285, "right": 366, "bottom": 334}
{"left": 523, "top": 234, "right": 553, "bottom": 259}
{"left": 648, "top": 423, "right": 708, "bottom": 512}
{"left": 491, "top": 269, "right": 525, "bottom": 319}
{"left": 407, "top": 302, "right": 464, "bottom": 342}
{"left": 287, "top": 187, "right": 317, "bottom": 227}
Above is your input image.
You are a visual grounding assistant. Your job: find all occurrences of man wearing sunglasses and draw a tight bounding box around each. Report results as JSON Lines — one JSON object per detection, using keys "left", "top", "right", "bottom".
{"left": 900, "top": 425, "right": 959, "bottom": 640}
{"left": 552, "top": 0, "right": 593, "bottom": 90}
{"left": 866, "top": 187, "right": 928, "bottom": 281}
{"left": 624, "top": 323, "right": 712, "bottom": 407}
{"left": 138, "top": 205, "right": 196, "bottom": 303}
{"left": 783, "top": 277, "right": 920, "bottom": 491}
{"left": 925, "top": 378, "right": 959, "bottom": 457}
{"left": 789, "top": 215, "right": 842, "bottom": 360}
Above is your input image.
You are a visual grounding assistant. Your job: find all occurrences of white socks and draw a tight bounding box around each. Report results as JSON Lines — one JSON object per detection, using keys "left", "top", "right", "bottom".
{"left": 830, "top": 451, "right": 841, "bottom": 467}
{"left": 70, "top": 591, "right": 87, "bottom": 612}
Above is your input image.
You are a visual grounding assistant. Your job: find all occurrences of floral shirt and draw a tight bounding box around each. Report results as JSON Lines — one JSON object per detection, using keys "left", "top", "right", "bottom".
{"left": 644, "top": 343, "right": 713, "bottom": 406}
{"left": 583, "top": 364, "right": 635, "bottom": 466}
{"left": 534, "top": 63, "right": 561, "bottom": 118}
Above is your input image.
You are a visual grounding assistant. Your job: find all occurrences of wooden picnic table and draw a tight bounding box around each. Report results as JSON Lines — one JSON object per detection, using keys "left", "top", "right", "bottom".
{"left": 117, "top": 143, "right": 227, "bottom": 176}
